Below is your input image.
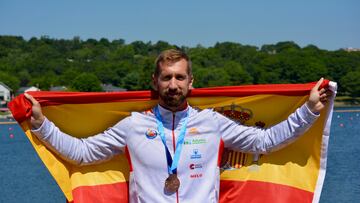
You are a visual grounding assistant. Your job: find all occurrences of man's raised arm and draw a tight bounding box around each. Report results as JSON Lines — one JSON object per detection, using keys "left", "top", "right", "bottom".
{"left": 24, "top": 93, "right": 128, "bottom": 165}
{"left": 218, "top": 78, "right": 333, "bottom": 154}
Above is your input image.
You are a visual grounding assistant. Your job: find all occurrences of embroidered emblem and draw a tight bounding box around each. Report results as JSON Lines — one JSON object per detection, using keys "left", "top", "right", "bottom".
{"left": 214, "top": 103, "right": 253, "bottom": 124}
{"left": 145, "top": 129, "right": 158, "bottom": 139}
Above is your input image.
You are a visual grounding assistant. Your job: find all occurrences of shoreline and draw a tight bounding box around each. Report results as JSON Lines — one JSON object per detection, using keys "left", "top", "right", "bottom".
{"left": 0, "top": 121, "right": 17, "bottom": 124}
{"left": 334, "top": 109, "right": 360, "bottom": 113}
{"left": 333, "top": 103, "right": 360, "bottom": 108}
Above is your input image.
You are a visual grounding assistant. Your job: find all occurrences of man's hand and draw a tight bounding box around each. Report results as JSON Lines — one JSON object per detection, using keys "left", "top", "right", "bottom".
{"left": 306, "top": 78, "right": 332, "bottom": 114}
{"left": 24, "top": 93, "right": 45, "bottom": 129}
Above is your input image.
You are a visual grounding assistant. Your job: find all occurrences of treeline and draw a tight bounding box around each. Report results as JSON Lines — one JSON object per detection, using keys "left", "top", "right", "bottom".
{"left": 0, "top": 35, "right": 359, "bottom": 96}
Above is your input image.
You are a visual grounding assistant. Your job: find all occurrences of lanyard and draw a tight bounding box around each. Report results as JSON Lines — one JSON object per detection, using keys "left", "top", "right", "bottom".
{"left": 154, "top": 106, "right": 188, "bottom": 174}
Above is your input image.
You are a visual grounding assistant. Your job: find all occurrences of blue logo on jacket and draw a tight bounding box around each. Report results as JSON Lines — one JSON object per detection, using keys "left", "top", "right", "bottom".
{"left": 190, "top": 149, "right": 202, "bottom": 159}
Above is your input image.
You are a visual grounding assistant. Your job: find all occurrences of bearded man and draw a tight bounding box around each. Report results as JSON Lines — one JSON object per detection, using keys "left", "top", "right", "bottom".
{"left": 25, "top": 49, "right": 331, "bottom": 203}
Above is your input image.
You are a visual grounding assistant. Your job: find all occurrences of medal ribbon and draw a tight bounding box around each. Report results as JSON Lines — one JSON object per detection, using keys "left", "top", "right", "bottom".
{"left": 154, "top": 106, "right": 188, "bottom": 174}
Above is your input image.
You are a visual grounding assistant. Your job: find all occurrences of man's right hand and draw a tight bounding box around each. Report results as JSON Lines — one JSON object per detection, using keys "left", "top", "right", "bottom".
{"left": 24, "top": 93, "right": 45, "bottom": 129}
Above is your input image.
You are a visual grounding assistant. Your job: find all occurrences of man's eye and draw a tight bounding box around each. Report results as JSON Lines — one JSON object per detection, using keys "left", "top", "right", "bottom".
{"left": 176, "top": 76, "right": 186, "bottom": 81}
{"left": 162, "top": 76, "right": 171, "bottom": 81}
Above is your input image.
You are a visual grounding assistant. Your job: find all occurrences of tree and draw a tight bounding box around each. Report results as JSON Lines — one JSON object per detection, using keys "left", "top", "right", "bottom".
{"left": 122, "top": 71, "right": 142, "bottom": 90}
{"left": 30, "top": 71, "right": 59, "bottom": 90}
{"left": 18, "top": 70, "right": 31, "bottom": 86}
{"left": 150, "top": 41, "right": 175, "bottom": 55}
{"left": 131, "top": 41, "right": 151, "bottom": 55}
{"left": 71, "top": 73, "right": 102, "bottom": 92}
{"left": 340, "top": 71, "right": 360, "bottom": 97}
{"left": 223, "top": 61, "right": 253, "bottom": 85}
{"left": 0, "top": 35, "right": 359, "bottom": 97}
{"left": 274, "top": 41, "right": 301, "bottom": 53}
{"left": 193, "top": 66, "right": 231, "bottom": 87}
{"left": 94, "top": 64, "right": 120, "bottom": 85}
{"left": 189, "top": 47, "right": 223, "bottom": 68}
{"left": 0, "top": 71, "right": 20, "bottom": 91}
{"left": 59, "top": 68, "right": 81, "bottom": 86}
{"left": 110, "top": 45, "right": 135, "bottom": 61}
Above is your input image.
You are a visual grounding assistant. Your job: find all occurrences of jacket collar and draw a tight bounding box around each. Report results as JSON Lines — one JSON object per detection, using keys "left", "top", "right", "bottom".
{"left": 156, "top": 103, "right": 190, "bottom": 125}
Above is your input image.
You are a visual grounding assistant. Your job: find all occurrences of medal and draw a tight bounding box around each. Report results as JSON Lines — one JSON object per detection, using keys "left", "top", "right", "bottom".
{"left": 154, "top": 106, "right": 188, "bottom": 194}
{"left": 165, "top": 174, "right": 180, "bottom": 193}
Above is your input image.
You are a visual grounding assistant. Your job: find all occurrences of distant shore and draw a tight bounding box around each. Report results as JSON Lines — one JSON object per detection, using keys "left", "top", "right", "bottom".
{"left": 333, "top": 96, "right": 360, "bottom": 108}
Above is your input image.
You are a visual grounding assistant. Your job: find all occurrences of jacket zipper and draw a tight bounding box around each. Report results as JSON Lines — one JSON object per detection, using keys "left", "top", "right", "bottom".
{"left": 172, "top": 113, "right": 179, "bottom": 203}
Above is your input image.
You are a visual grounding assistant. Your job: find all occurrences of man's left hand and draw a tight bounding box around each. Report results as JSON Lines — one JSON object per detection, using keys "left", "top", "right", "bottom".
{"left": 306, "top": 78, "right": 332, "bottom": 114}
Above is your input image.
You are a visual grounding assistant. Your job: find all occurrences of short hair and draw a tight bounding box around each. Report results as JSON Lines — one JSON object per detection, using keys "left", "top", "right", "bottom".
{"left": 154, "top": 49, "right": 192, "bottom": 77}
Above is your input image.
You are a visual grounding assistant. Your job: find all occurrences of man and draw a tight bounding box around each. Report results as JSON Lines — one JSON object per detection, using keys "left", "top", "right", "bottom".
{"left": 25, "top": 49, "right": 330, "bottom": 203}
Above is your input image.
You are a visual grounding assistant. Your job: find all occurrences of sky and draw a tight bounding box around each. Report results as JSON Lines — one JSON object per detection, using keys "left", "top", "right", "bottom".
{"left": 0, "top": 0, "right": 359, "bottom": 50}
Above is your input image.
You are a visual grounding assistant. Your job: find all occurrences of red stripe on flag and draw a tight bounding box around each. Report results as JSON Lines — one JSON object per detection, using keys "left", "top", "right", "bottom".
{"left": 220, "top": 180, "right": 313, "bottom": 203}
{"left": 72, "top": 182, "right": 128, "bottom": 203}
{"left": 16, "top": 81, "right": 330, "bottom": 106}
{"left": 8, "top": 80, "right": 330, "bottom": 123}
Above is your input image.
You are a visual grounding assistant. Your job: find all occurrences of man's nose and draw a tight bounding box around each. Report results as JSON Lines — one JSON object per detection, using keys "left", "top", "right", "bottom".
{"left": 169, "top": 78, "right": 178, "bottom": 89}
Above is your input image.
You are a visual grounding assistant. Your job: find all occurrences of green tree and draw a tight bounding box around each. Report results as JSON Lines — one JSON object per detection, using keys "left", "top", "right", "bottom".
{"left": 30, "top": 71, "right": 59, "bottom": 90}
{"left": 59, "top": 68, "right": 80, "bottom": 86}
{"left": 122, "top": 71, "right": 142, "bottom": 90}
{"left": 1, "top": 34, "right": 360, "bottom": 97}
{"left": 131, "top": 41, "right": 151, "bottom": 55}
{"left": 340, "top": 71, "right": 360, "bottom": 97}
{"left": 274, "top": 41, "right": 301, "bottom": 53}
{"left": 0, "top": 71, "right": 20, "bottom": 91}
{"left": 193, "top": 66, "right": 231, "bottom": 87}
{"left": 223, "top": 61, "right": 253, "bottom": 85}
{"left": 18, "top": 70, "right": 31, "bottom": 86}
{"left": 71, "top": 73, "right": 102, "bottom": 92}
{"left": 94, "top": 64, "right": 120, "bottom": 85}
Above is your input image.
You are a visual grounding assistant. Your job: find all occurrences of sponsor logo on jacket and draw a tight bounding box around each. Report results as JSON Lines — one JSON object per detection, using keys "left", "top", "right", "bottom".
{"left": 190, "top": 173, "right": 203, "bottom": 179}
{"left": 188, "top": 127, "right": 199, "bottom": 135}
{"left": 189, "top": 163, "right": 203, "bottom": 170}
{"left": 190, "top": 149, "right": 202, "bottom": 159}
{"left": 184, "top": 138, "right": 207, "bottom": 145}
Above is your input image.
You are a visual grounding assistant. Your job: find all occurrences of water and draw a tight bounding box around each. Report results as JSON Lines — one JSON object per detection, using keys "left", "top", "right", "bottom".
{"left": 0, "top": 108, "right": 359, "bottom": 203}
{"left": 320, "top": 108, "right": 360, "bottom": 203}
{"left": 0, "top": 122, "right": 65, "bottom": 203}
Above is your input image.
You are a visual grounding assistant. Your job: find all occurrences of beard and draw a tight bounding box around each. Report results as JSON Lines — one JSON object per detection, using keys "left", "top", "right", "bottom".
{"left": 159, "top": 89, "right": 188, "bottom": 109}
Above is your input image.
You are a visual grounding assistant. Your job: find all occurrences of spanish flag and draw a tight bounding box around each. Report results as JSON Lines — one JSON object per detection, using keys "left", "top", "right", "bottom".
{"left": 8, "top": 81, "right": 337, "bottom": 203}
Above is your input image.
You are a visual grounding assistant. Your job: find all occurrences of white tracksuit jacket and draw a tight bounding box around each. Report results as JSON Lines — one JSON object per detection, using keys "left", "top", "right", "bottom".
{"left": 32, "top": 103, "right": 318, "bottom": 203}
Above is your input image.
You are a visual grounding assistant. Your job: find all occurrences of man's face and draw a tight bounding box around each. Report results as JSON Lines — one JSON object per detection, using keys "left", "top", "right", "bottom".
{"left": 152, "top": 59, "right": 193, "bottom": 111}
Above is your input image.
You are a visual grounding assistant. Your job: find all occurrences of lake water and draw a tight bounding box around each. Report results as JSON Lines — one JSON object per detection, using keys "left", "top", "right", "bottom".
{"left": 0, "top": 108, "right": 359, "bottom": 203}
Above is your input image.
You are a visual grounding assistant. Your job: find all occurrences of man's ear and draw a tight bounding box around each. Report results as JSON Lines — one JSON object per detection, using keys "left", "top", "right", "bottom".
{"left": 151, "top": 74, "right": 158, "bottom": 91}
{"left": 189, "top": 76, "right": 194, "bottom": 90}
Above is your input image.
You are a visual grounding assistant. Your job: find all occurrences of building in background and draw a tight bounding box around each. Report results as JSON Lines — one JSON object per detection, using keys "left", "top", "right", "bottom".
{"left": 342, "top": 47, "right": 360, "bottom": 52}
{"left": 0, "top": 82, "right": 12, "bottom": 105}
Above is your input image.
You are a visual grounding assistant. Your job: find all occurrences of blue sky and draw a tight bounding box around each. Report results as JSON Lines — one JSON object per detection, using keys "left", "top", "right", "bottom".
{"left": 0, "top": 0, "right": 359, "bottom": 50}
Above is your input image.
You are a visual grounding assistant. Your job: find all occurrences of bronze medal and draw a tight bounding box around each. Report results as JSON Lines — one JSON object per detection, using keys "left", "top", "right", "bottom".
{"left": 164, "top": 174, "right": 180, "bottom": 193}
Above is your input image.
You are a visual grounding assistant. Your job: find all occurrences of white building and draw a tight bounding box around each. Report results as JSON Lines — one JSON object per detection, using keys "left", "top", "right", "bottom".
{"left": 0, "top": 82, "right": 12, "bottom": 102}
{"left": 342, "top": 47, "right": 360, "bottom": 52}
